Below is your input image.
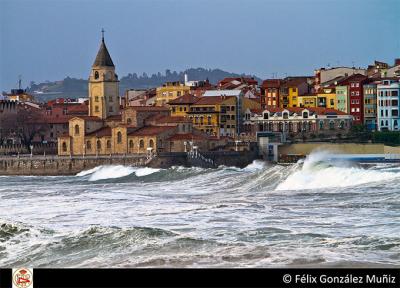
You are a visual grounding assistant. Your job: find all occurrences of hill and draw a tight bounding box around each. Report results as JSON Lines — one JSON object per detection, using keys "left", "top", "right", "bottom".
{"left": 27, "top": 68, "right": 262, "bottom": 101}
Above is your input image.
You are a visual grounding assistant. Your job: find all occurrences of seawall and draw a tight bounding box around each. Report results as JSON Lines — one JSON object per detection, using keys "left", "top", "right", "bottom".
{"left": 0, "top": 156, "right": 149, "bottom": 176}
{"left": 0, "top": 149, "right": 260, "bottom": 176}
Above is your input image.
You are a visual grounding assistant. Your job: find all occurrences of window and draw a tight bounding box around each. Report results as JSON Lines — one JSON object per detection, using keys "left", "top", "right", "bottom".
{"left": 302, "top": 112, "right": 308, "bottom": 118}
{"left": 392, "top": 100, "right": 398, "bottom": 106}
{"left": 95, "top": 106, "right": 99, "bottom": 112}
{"left": 392, "top": 110, "right": 398, "bottom": 117}
{"left": 263, "top": 113, "right": 269, "bottom": 120}
{"left": 339, "top": 121, "right": 344, "bottom": 129}
{"left": 74, "top": 125, "right": 80, "bottom": 135}
{"left": 62, "top": 142, "right": 67, "bottom": 152}
{"left": 139, "top": 139, "right": 144, "bottom": 148}
{"left": 149, "top": 139, "right": 154, "bottom": 148}
{"left": 95, "top": 96, "right": 99, "bottom": 102}
{"left": 94, "top": 71, "right": 99, "bottom": 79}
{"left": 329, "top": 121, "right": 335, "bottom": 130}
{"left": 392, "top": 91, "right": 398, "bottom": 96}
{"left": 127, "top": 118, "right": 132, "bottom": 125}
{"left": 319, "top": 121, "right": 324, "bottom": 129}
{"left": 117, "top": 131, "right": 122, "bottom": 144}
{"left": 231, "top": 106, "right": 235, "bottom": 111}
{"left": 86, "top": 140, "right": 91, "bottom": 150}
{"left": 283, "top": 112, "right": 288, "bottom": 119}
{"left": 109, "top": 106, "right": 113, "bottom": 112}
{"left": 107, "top": 140, "right": 111, "bottom": 148}
{"left": 97, "top": 140, "right": 101, "bottom": 150}
{"left": 109, "top": 96, "right": 113, "bottom": 102}
{"left": 330, "top": 99, "right": 334, "bottom": 106}
{"left": 129, "top": 140, "right": 134, "bottom": 148}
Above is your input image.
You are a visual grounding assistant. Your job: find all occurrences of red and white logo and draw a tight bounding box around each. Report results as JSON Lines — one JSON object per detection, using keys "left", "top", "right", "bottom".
{"left": 12, "top": 268, "right": 33, "bottom": 288}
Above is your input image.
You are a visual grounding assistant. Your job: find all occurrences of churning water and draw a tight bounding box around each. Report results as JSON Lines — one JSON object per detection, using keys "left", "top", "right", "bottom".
{"left": 0, "top": 151, "right": 399, "bottom": 267}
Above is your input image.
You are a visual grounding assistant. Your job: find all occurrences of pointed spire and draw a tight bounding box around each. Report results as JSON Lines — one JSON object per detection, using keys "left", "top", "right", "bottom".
{"left": 92, "top": 29, "right": 114, "bottom": 67}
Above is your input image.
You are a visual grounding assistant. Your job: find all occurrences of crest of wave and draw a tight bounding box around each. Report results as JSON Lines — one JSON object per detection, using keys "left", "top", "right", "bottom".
{"left": 276, "top": 150, "right": 400, "bottom": 191}
{"left": 76, "top": 165, "right": 160, "bottom": 181}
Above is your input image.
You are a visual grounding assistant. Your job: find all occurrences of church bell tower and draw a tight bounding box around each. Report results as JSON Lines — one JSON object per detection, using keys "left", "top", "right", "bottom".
{"left": 88, "top": 29, "right": 120, "bottom": 119}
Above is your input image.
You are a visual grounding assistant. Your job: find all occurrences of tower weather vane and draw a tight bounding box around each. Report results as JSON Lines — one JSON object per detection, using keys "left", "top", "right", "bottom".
{"left": 101, "top": 28, "right": 105, "bottom": 41}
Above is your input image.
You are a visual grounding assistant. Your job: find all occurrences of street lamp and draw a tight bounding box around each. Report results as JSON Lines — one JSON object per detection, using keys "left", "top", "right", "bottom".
{"left": 235, "top": 140, "right": 241, "bottom": 152}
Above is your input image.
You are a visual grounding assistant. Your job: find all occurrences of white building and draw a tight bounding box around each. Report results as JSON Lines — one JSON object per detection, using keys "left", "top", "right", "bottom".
{"left": 377, "top": 79, "right": 400, "bottom": 131}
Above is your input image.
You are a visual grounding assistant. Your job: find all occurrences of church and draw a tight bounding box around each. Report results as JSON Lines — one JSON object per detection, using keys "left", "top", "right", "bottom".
{"left": 58, "top": 33, "right": 227, "bottom": 156}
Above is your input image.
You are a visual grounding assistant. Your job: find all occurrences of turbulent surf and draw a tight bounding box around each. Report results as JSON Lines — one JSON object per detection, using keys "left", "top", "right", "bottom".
{"left": 0, "top": 152, "right": 399, "bottom": 267}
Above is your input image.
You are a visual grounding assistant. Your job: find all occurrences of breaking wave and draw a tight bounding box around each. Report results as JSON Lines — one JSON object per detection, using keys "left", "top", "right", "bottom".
{"left": 276, "top": 151, "right": 400, "bottom": 191}
{"left": 76, "top": 165, "right": 161, "bottom": 181}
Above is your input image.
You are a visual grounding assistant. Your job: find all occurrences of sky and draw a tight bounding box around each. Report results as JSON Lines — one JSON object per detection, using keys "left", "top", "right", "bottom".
{"left": 0, "top": 0, "right": 399, "bottom": 91}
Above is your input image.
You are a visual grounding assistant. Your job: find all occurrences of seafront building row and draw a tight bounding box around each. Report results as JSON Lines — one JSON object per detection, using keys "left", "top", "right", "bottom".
{"left": 0, "top": 34, "right": 399, "bottom": 157}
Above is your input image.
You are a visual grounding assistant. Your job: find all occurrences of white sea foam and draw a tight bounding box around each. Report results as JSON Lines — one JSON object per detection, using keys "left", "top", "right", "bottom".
{"left": 241, "top": 160, "right": 266, "bottom": 172}
{"left": 76, "top": 166, "right": 102, "bottom": 177}
{"left": 276, "top": 151, "right": 400, "bottom": 190}
{"left": 135, "top": 167, "right": 160, "bottom": 177}
{"left": 88, "top": 165, "right": 136, "bottom": 181}
{"left": 76, "top": 165, "right": 161, "bottom": 181}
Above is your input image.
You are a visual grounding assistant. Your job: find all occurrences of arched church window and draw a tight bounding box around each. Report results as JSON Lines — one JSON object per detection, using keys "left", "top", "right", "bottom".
{"left": 117, "top": 131, "right": 122, "bottom": 144}
{"left": 139, "top": 139, "right": 144, "bottom": 149}
{"left": 127, "top": 118, "right": 132, "bottom": 125}
{"left": 149, "top": 139, "right": 154, "bottom": 148}
{"left": 86, "top": 140, "right": 92, "bottom": 150}
{"left": 97, "top": 140, "right": 101, "bottom": 150}
{"left": 106, "top": 140, "right": 111, "bottom": 149}
{"left": 75, "top": 125, "right": 80, "bottom": 135}
{"left": 94, "top": 71, "right": 99, "bottom": 79}
{"left": 62, "top": 142, "right": 67, "bottom": 152}
{"left": 129, "top": 140, "right": 134, "bottom": 149}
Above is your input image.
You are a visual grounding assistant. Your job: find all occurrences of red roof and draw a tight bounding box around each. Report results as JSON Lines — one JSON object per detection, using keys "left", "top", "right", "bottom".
{"left": 128, "top": 125, "right": 176, "bottom": 136}
{"left": 86, "top": 127, "right": 112, "bottom": 137}
{"left": 218, "top": 77, "right": 258, "bottom": 86}
{"left": 78, "top": 116, "right": 103, "bottom": 122}
{"left": 193, "top": 96, "right": 235, "bottom": 105}
{"left": 168, "top": 94, "right": 199, "bottom": 105}
{"left": 261, "top": 79, "right": 282, "bottom": 89}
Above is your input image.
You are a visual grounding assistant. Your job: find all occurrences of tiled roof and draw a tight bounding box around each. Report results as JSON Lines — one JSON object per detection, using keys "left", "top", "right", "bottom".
{"left": 86, "top": 127, "right": 112, "bottom": 137}
{"left": 261, "top": 79, "right": 282, "bottom": 88}
{"left": 193, "top": 96, "right": 235, "bottom": 105}
{"left": 128, "top": 125, "right": 176, "bottom": 136}
{"left": 72, "top": 116, "right": 103, "bottom": 122}
{"left": 168, "top": 94, "right": 199, "bottom": 104}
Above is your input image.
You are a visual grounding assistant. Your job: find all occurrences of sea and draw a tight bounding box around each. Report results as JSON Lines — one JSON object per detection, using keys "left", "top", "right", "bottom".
{"left": 0, "top": 151, "right": 399, "bottom": 267}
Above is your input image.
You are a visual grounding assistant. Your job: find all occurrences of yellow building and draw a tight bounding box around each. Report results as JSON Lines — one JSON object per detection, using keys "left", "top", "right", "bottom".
{"left": 298, "top": 95, "right": 317, "bottom": 108}
{"left": 169, "top": 94, "right": 198, "bottom": 117}
{"left": 155, "top": 82, "right": 190, "bottom": 106}
{"left": 317, "top": 88, "right": 337, "bottom": 109}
